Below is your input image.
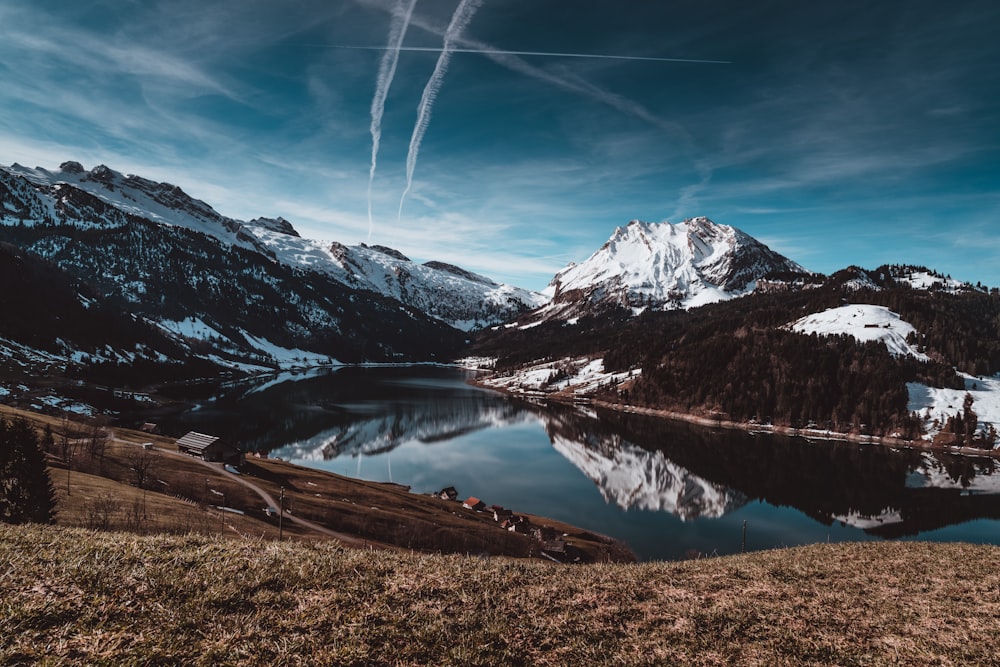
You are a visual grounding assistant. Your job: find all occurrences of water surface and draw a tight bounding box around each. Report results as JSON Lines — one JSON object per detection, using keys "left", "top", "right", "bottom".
{"left": 153, "top": 366, "right": 1000, "bottom": 561}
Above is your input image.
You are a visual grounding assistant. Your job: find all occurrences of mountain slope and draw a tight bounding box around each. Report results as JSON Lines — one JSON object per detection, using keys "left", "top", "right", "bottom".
{"left": 0, "top": 241, "right": 230, "bottom": 406}
{"left": 541, "top": 217, "right": 807, "bottom": 319}
{"left": 0, "top": 162, "right": 467, "bottom": 369}
{"left": 0, "top": 161, "right": 542, "bottom": 331}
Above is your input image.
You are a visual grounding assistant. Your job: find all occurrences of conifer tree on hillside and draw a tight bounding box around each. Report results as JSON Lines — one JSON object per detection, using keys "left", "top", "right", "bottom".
{"left": 0, "top": 416, "right": 57, "bottom": 524}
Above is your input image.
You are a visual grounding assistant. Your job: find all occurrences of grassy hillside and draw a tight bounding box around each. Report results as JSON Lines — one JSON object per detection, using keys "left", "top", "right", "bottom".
{"left": 3, "top": 525, "right": 998, "bottom": 666}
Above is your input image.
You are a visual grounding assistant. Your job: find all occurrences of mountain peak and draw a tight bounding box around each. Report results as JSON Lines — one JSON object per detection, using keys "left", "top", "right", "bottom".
{"left": 59, "top": 161, "right": 85, "bottom": 174}
{"left": 547, "top": 217, "right": 807, "bottom": 315}
{"left": 249, "top": 217, "right": 299, "bottom": 237}
{"left": 87, "top": 164, "right": 117, "bottom": 183}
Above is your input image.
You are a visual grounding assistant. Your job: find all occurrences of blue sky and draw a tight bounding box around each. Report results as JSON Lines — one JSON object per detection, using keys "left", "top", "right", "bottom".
{"left": 2, "top": 0, "right": 998, "bottom": 291}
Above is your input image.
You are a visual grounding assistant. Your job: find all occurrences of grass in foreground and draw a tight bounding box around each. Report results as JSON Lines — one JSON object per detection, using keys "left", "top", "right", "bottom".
{"left": 3, "top": 525, "right": 999, "bottom": 666}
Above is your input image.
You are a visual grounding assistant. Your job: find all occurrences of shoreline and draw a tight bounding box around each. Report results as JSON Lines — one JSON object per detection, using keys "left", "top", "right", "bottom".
{"left": 471, "top": 376, "right": 1000, "bottom": 460}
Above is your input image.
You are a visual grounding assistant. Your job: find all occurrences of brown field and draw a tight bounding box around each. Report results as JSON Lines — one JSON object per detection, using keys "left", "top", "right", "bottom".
{"left": 2, "top": 525, "right": 998, "bottom": 666}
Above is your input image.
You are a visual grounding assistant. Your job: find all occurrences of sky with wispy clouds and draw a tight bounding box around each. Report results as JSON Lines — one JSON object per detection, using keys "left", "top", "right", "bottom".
{"left": 1, "top": 0, "right": 998, "bottom": 290}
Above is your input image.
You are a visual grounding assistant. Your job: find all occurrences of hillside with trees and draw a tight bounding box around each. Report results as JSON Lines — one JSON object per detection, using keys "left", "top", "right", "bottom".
{"left": 473, "top": 267, "right": 1000, "bottom": 440}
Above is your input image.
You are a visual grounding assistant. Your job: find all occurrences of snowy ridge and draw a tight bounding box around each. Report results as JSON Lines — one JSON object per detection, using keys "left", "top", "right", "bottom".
{"left": 544, "top": 217, "right": 807, "bottom": 316}
{"left": 0, "top": 161, "right": 543, "bottom": 330}
{"left": 789, "top": 304, "right": 928, "bottom": 360}
{"left": 889, "top": 266, "right": 973, "bottom": 294}
{"left": 237, "top": 229, "right": 545, "bottom": 330}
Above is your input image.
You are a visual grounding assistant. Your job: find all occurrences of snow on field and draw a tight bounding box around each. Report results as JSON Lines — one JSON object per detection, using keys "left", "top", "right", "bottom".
{"left": 454, "top": 357, "right": 496, "bottom": 370}
{"left": 158, "top": 317, "right": 227, "bottom": 341}
{"left": 894, "top": 269, "right": 968, "bottom": 293}
{"left": 908, "top": 373, "right": 1000, "bottom": 441}
{"left": 789, "top": 304, "right": 928, "bottom": 360}
{"left": 238, "top": 331, "right": 340, "bottom": 368}
{"left": 481, "top": 357, "right": 640, "bottom": 396}
{"left": 34, "top": 395, "right": 96, "bottom": 416}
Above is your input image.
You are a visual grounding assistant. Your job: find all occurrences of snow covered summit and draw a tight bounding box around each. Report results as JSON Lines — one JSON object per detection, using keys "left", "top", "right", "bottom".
{"left": 544, "top": 217, "right": 807, "bottom": 316}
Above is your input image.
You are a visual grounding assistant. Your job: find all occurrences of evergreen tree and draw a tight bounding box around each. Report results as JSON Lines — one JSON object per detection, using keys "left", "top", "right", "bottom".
{"left": 963, "top": 392, "right": 978, "bottom": 447}
{"left": 0, "top": 417, "right": 57, "bottom": 524}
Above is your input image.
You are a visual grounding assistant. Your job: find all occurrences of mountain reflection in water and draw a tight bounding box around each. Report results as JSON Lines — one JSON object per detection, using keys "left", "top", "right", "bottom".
{"left": 155, "top": 366, "right": 1000, "bottom": 560}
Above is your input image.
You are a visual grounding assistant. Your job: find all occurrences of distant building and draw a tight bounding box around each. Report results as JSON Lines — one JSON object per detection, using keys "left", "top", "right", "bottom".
{"left": 502, "top": 515, "right": 530, "bottom": 534}
{"left": 175, "top": 431, "right": 244, "bottom": 466}
{"left": 491, "top": 506, "right": 513, "bottom": 522}
{"left": 437, "top": 486, "right": 459, "bottom": 501}
{"left": 463, "top": 496, "right": 486, "bottom": 512}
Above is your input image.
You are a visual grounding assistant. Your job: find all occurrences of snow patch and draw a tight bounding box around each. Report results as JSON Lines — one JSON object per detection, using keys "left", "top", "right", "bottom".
{"left": 895, "top": 269, "right": 968, "bottom": 293}
{"left": 158, "top": 317, "right": 227, "bottom": 342}
{"left": 789, "top": 304, "right": 928, "bottom": 360}
{"left": 907, "top": 373, "right": 1000, "bottom": 444}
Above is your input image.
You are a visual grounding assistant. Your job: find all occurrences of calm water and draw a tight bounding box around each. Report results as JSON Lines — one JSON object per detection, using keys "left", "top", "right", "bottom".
{"left": 150, "top": 365, "right": 1000, "bottom": 561}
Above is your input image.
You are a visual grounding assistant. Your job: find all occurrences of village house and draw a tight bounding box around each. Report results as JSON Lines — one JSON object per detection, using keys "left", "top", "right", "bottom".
{"left": 501, "top": 515, "right": 531, "bottom": 534}
{"left": 175, "top": 431, "right": 244, "bottom": 467}
{"left": 491, "top": 505, "right": 513, "bottom": 522}
{"left": 462, "top": 496, "right": 486, "bottom": 512}
{"left": 437, "top": 486, "right": 458, "bottom": 501}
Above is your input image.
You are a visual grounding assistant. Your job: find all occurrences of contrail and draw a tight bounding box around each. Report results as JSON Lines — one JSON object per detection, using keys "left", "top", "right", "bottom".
{"left": 327, "top": 44, "right": 731, "bottom": 65}
{"left": 397, "top": 0, "right": 483, "bottom": 221}
{"left": 367, "top": 0, "right": 418, "bottom": 241}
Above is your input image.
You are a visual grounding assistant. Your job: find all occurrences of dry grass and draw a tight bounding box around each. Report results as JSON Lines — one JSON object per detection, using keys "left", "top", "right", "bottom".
{"left": 3, "top": 525, "right": 998, "bottom": 666}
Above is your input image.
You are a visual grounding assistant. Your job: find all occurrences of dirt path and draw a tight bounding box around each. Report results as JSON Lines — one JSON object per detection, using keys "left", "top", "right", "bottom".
{"left": 116, "top": 438, "right": 365, "bottom": 545}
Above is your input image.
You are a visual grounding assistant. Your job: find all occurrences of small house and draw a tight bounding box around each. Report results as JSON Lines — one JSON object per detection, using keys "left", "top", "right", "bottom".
{"left": 542, "top": 539, "right": 567, "bottom": 555}
{"left": 463, "top": 496, "right": 486, "bottom": 512}
{"left": 492, "top": 506, "right": 513, "bottom": 522}
{"left": 502, "top": 516, "right": 530, "bottom": 534}
{"left": 437, "top": 486, "right": 459, "bottom": 501}
{"left": 175, "top": 431, "right": 244, "bottom": 466}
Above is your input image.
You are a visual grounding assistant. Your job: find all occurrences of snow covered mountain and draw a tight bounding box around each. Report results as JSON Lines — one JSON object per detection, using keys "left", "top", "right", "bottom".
{"left": 540, "top": 217, "right": 808, "bottom": 318}
{"left": 0, "top": 161, "right": 486, "bottom": 369}
{"left": 0, "top": 160, "right": 554, "bottom": 374}
{"left": 0, "top": 161, "right": 542, "bottom": 333}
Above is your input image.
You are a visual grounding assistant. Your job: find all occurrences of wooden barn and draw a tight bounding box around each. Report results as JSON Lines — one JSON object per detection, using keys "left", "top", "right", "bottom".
{"left": 175, "top": 432, "right": 244, "bottom": 466}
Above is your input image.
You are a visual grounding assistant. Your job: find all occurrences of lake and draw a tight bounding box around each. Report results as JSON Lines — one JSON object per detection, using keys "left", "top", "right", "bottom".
{"left": 151, "top": 365, "right": 1000, "bottom": 561}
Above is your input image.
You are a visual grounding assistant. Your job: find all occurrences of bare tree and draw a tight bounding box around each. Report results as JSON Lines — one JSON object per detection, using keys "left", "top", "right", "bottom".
{"left": 126, "top": 447, "right": 157, "bottom": 517}
{"left": 85, "top": 417, "right": 111, "bottom": 469}
{"left": 84, "top": 492, "right": 121, "bottom": 530}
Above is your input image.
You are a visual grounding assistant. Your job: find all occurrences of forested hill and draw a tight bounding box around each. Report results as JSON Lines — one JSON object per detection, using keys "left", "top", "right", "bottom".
{"left": 471, "top": 266, "right": 1000, "bottom": 440}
